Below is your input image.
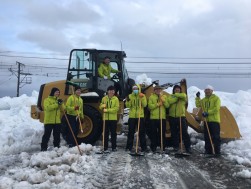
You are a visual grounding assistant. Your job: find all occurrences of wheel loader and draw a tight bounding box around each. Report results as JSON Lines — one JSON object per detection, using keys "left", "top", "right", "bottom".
{"left": 30, "top": 49, "right": 241, "bottom": 145}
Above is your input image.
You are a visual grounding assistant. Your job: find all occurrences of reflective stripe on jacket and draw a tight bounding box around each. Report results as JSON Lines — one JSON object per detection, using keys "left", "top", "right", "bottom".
{"left": 168, "top": 93, "right": 187, "bottom": 118}
{"left": 148, "top": 93, "right": 169, "bottom": 119}
{"left": 98, "top": 63, "right": 119, "bottom": 79}
{"left": 195, "top": 94, "right": 221, "bottom": 123}
{"left": 66, "top": 95, "right": 84, "bottom": 119}
{"left": 44, "top": 96, "right": 62, "bottom": 124}
{"left": 125, "top": 84, "right": 147, "bottom": 118}
{"left": 99, "top": 95, "right": 119, "bottom": 120}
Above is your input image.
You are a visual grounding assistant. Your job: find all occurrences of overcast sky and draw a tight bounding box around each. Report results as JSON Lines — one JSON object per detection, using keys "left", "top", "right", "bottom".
{"left": 0, "top": 0, "right": 251, "bottom": 97}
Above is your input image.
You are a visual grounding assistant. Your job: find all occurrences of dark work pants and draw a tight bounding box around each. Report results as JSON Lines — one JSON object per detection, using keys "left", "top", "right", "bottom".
{"left": 41, "top": 124, "right": 61, "bottom": 150}
{"left": 126, "top": 118, "right": 147, "bottom": 151}
{"left": 150, "top": 119, "right": 166, "bottom": 151}
{"left": 65, "top": 114, "right": 79, "bottom": 147}
{"left": 204, "top": 122, "right": 221, "bottom": 154}
{"left": 104, "top": 120, "right": 117, "bottom": 150}
{"left": 169, "top": 117, "right": 191, "bottom": 151}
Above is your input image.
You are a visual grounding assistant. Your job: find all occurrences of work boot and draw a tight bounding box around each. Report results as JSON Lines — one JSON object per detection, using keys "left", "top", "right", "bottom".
{"left": 112, "top": 148, "right": 117, "bottom": 152}
{"left": 104, "top": 149, "right": 110, "bottom": 153}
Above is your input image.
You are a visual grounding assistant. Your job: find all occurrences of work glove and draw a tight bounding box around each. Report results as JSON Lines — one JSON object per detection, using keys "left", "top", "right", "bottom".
{"left": 103, "top": 109, "right": 108, "bottom": 113}
{"left": 161, "top": 96, "right": 165, "bottom": 102}
{"left": 74, "top": 106, "right": 79, "bottom": 111}
{"left": 157, "top": 101, "right": 163, "bottom": 107}
{"left": 104, "top": 76, "right": 108, "bottom": 80}
{"left": 57, "top": 99, "right": 63, "bottom": 105}
{"left": 196, "top": 91, "right": 200, "bottom": 98}
{"left": 202, "top": 112, "right": 209, "bottom": 117}
{"left": 101, "top": 104, "right": 106, "bottom": 109}
{"left": 139, "top": 93, "right": 145, "bottom": 98}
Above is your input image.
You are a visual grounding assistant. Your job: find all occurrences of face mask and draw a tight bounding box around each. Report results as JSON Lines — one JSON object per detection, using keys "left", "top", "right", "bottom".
{"left": 133, "top": 90, "right": 139, "bottom": 94}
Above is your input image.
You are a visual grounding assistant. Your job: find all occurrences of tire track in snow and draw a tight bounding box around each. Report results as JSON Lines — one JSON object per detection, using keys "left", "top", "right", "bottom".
{"left": 89, "top": 149, "right": 131, "bottom": 188}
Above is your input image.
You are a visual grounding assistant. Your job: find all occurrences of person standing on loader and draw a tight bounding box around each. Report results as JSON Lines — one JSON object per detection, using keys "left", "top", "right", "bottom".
{"left": 148, "top": 85, "right": 169, "bottom": 153}
{"left": 65, "top": 85, "right": 84, "bottom": 147}
{"left": 125, "top": 84, "right": 147, "bottom": 152}
{"left": 41, "top": 88, "right": 64, "bottom": 151}
{"left": 195, "top": 85, "right": 221, "bottom": 155}
{"left": 99, "top": 85, "right": 120, "bottom": 152}
{"left": 168, "top": 85, "right": 191, "bottom": 153}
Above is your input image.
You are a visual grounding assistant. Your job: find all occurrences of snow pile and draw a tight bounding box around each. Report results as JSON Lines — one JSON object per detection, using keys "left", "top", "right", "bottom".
{"left": 0, "top": 144, "right": 95, "bottom": 189}
{"left": 0, "top": 91, "right": 43, "bottom": 155}
{"left": 136, "top": 73, "right": 152, "bottom": 86}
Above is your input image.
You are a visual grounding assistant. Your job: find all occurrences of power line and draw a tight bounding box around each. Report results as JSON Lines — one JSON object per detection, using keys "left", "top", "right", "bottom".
{"left": 0, "top": 76, "right": 13, "bottom": 86}
{"left": 0, "top": 54, "right": 68, "bottom": 60}
{"left": 1, "top": 52, "right": 251, "bottom": 61}
{"left": 128, "top": 56, "right": 251, "bottom": 59}
{"left": 128, "top": 71, "right": 251, "bottom": 78}
{"left": 8, "top": 62, "right": 32, "bottom": 97}
{"left": 125, "top": 61, "right": 251, "bottom": 64}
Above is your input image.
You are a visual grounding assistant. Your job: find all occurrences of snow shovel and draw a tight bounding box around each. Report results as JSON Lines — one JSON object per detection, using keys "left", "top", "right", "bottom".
{"left": 160, "top": 96, "right": 165, "bottom": 154}
{"left": 175, "top": 100, "right": 190, "bottom": 158}
{"left": 63, "top": 111, "right": 83, "bottom": 155}
{"left": 96, "top": 99, "right": 109, "bottom": 154}
{"left": 200, "top": 101, "right": 215, "bottom": 155}
{"left": 130, "top": 98, "right": 144, "bottom": 156}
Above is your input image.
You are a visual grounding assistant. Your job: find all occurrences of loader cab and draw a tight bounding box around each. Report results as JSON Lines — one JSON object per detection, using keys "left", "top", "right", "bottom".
{"left": 66, "top": 49, "right": 134, "bottom": 100}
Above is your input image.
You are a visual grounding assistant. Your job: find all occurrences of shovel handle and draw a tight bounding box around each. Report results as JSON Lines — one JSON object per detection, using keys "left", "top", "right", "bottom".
{"left": 63, "top": 112, "right": 82, "bottom": 155}
{"left": 135, "top": 98, "right": 142, "bottom": 154}
{"left": 200, "top": 101, "right": 215, "bottom": 155}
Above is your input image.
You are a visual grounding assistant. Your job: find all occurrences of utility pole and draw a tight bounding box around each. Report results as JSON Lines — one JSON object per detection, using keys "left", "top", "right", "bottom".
{"left": 17, "top": 61, "right": 22, "bottom": 97}
{"left": 8, "top": 61, "right": 32, "bottom": 97}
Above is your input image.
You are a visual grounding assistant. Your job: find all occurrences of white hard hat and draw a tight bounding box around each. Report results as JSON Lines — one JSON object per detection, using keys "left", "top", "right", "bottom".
{"left": 205, "top": 85, "right": 214, "bottom": 90}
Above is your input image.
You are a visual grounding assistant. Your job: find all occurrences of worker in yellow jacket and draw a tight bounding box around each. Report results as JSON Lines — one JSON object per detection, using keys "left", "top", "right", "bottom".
{"left": 98, "top": 56, "right": 119, "bottom": 79}
{"left": 99, "top": 85, "right": 120, "bottom": 152}
{"left": 195, "top": 85, "right": 221, "bottom": 155}
{"left": 168, "top": 85, "right": 191, "bottom": 153}
{"left": 125, "top": 84, "right": 147, "bottom": 152}
{"left": 148, "top": 85, "right": 169, "bottom": 153}
{"left": 41, "top": 87, "right": 64, "bottom": 151}
{"left": 65, "top": 85, "right": 84, "bottom": 147}
{"left": 98, "top": 56, "right": 121, "bottom": 95}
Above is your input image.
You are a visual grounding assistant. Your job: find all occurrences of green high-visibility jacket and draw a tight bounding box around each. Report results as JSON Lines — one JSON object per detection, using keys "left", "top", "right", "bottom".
{"left": 168, "top": 93, "right": 187, "bottom": 118}
{"left": 66, "top": 94, "right": 84, "bottom": 119}
{"left": 148, "top": 93, "right": 169, "bottom": 119}
{"left": 125, "top": 84, "right": 147, "bottom": 118}
{"left": 99, "top": 95, "right": 119, "bottom": 120}
{"left": 195, "top": 94, "right": 221, "bottom": 123}
{"left": 98, "top": 63, "right": 119, "bottom": 79}
{"left": 44, "top": 96, "right": 64, "bottom": 124}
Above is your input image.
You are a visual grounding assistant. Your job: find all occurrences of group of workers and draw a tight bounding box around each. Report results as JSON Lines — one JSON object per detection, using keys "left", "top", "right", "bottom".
{"left": 41, "top": 56, "right": 221, "bottom": 156}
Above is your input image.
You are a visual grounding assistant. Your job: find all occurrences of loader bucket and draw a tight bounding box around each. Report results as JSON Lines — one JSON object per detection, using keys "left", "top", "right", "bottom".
{"left": 220, "top": 106, "right": 241, "bottom": 140}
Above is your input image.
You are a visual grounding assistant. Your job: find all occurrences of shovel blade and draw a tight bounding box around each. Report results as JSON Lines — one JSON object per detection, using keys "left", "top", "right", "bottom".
{"left": 175, "top": 152, "right": 191, "bottom": 158}
{"left": 129, "top": 152, "right": 145, "bottom": 157}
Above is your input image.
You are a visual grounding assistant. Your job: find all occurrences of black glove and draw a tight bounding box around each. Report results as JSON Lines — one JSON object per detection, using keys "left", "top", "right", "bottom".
{"left": 202, "top": 112, "right": 209, "bottom": 117}
{"left": 196, "top": 91, "right": 200, "bottom": 98}
{"left": 57, "top": 99, "right": 63, "bottom": 105}
{"left": 126, "top": 96, "right": 130, "bottom": 101}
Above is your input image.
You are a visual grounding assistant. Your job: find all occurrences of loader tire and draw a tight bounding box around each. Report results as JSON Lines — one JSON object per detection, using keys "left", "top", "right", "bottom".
{"left": 77, "top": 105, "right": 102, "bottom": 145}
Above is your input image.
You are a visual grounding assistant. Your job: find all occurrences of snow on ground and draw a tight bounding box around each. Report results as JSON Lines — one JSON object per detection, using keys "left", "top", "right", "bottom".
{"left": 0, "top": 82, "right": 251, "bottom": 188}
